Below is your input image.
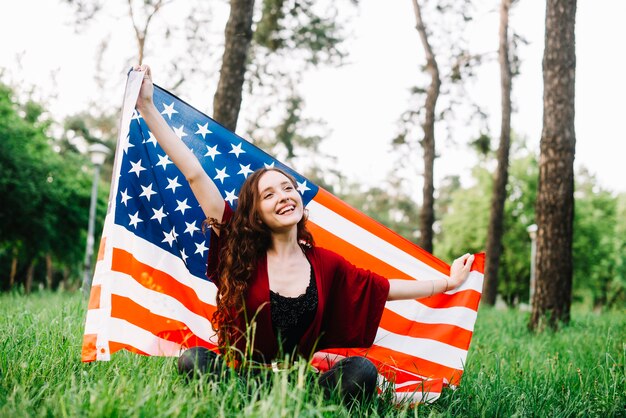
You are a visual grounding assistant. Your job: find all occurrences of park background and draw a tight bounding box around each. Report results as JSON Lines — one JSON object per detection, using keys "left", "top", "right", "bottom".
{"left": 0, "top": 0, "right": 624, "bottom": 416}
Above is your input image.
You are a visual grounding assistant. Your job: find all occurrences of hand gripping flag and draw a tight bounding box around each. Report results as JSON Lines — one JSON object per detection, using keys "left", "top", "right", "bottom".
{"left": 82, "top": 71, "right": 485, "bottom": 404}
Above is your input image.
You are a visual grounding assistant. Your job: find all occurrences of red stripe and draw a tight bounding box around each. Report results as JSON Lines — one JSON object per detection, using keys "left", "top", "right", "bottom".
{"left": 313, "top": 189, "right": 450, "bottom": 275}
{"left": 378, "top": 310, "right": 473, "bottom": 350}
{"left": 110, "top": 294, "right": 216, "bottom": 349}
{"left": 88, "top": 284, "right": 101, "bottom": 309}
{"left": 110, "top": 247, "right": 216, "bottom": 320}
{"left": 97, "top": 236, "right": 106, "bottom": 261}
{"left": 323, "top": 346, "right": 464, "bottom": 386}
{"left": 109, "top": 341, "right": 150, "bottom": 357}
{"left": 419, "top": 288, "right": 482, "bottom": 311}
{"left": 81, "top": 334, "right": 98, "bottom": 362}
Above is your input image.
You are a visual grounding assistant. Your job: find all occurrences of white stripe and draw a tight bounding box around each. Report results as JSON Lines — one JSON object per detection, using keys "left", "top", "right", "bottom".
{"left": 84, "top": 308, "right": 105, "bottom": 335}
{"left": 392, "top": 389, "right": 440, "bottom": 405}
{"left": 107, "top": 317, "right": 183, "bottom": 357}
{"left": 108, "top": 271, "right": 217, "bottom": 344}
{"left": 307, "top": 200, "right": 446, "bottom": 282}
{"left": 373, "top": 328, "right": 468, "bottom": 370}
{"left": 385, "top": 300, "right": 478, "bottom": 332}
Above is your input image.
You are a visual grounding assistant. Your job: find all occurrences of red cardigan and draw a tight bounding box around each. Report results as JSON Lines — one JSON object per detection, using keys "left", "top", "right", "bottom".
{"left": 206, "top": 204, "right": 390, "bottom": 363}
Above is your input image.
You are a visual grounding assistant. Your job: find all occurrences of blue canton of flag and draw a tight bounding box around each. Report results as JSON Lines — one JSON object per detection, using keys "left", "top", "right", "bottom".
{"left": 114, "top": 85, "right": 319, "bottom": 280}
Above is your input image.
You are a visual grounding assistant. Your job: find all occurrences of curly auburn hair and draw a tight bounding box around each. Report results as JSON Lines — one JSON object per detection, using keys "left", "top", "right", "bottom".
{"left": 209, "top": 167, "right": 314, "bottom": 360}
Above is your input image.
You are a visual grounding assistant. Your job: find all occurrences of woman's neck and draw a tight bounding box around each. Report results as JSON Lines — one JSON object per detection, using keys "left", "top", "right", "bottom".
{"left": 267, "top": 229, "right": 301, "bottom": 259}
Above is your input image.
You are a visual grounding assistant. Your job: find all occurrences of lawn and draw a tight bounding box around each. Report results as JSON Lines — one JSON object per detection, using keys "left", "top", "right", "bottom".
{"left": 0, "top": 292, "right": 624, "bottom": 417}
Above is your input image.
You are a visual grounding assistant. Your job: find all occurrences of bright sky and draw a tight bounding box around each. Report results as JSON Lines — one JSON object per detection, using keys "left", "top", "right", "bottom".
{"left": 1, "top": 1, "right": 625, "bottom": 194}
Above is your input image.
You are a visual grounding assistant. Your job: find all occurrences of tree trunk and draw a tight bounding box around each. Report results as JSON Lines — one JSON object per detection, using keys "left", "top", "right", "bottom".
{"left": 529, "top": 0, "right": 577, "bottom": 331}
{"left": 25, "top": 259, "right": 36, "bottom": 295}
{"left": 127, "top": 0, "right": 165, "bottom": 65}
{"left": 412, "top": 0, "right": 440, "bottom": 254}
{"left": 213, "top": 0, "right": 256, "bottom": 131}
{"left": 9, "top": 246, "right": 18, "bottom": 289}
{"left": 46, "top": 253, "right": 53, "bottom": 290}
{"left": 483, "top": 0, "right": 513, "bottom": 306}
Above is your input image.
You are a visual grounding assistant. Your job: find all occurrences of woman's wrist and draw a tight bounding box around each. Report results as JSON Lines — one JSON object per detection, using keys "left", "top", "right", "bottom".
{"left": 137, "top": 100, "right": 158, "bottom": 118}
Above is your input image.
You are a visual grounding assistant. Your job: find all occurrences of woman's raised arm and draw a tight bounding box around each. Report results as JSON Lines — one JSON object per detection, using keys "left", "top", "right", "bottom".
{"left": 134, "top": 65, "right": 225, "bottom": 226}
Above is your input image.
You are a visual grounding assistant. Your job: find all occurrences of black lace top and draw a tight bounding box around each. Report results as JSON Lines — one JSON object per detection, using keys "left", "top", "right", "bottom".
{"left": 269, "top": 267, "right": 318, "bottom": 357}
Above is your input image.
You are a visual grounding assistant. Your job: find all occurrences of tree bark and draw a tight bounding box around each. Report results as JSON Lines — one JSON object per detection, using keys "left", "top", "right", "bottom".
{"left": 9, "top": 246, "right": 18, "bottom": 289}
{"left": 127, "top": 0, "right": 166, "bottom": 65}
{"left": 483, "top": 0, "right": 513, "bottom": 306}
{"left": 25, "top": 259, "right": 36, "bottom": 295}
{"left": 213, "top": 0, "right": 256, "bottom": 131}
{"left": 46, "top": 253, "right": 53, "bottom": 290}
{"left": 530, "top": 0, "right": 577, "bottom": 330}
{"left": 412, "top": 0, "right": 440, "bottom": 254}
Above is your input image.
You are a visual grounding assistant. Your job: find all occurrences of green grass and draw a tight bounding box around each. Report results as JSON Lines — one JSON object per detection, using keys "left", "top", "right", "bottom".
{"left": 0, "top": 292, "right": 624, "bottom": 417}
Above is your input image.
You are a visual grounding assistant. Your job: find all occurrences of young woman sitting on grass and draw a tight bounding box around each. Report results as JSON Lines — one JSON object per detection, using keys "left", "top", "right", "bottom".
{"left": 134, "top": 64, "right": 475, "bottom": 403}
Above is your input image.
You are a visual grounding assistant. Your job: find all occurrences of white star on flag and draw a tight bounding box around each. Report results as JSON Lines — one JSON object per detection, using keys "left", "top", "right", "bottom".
{"left": 129, "top": 159, "right": 146, "bottom": 177}
{"left": 264, "top": 162, "right": 275, "bottom": 169}
{"left": 229, "top": 143, "right": 245, "bottom": 158}
{"left": 195, "top": 123, "right": 212, "bottom": 139}
{"left": 145, "top": 132, "right": 158, "bottom": 147}
{"left": 150, "top": 206, "right": 167, "bottom": 224}
{"left": 155, "top": 154, "right": 172, "bottom": 170}
{"left": 175, "top": 198, "right": 192, "bottom": 215}
{"left": 120, "top": 189, "right": 132, "bottom": 206}
{"left": 162, "top": 227, "right": 177, "bottom": 247}
{"left": 204, "top": 145, "right": 221, "bottom": 161}
{"left": 165, "top": 176, "right": 182, "bottom": 193}
{"left": 297, "top": 180, "right": 311, "bottom": 194}
{"left": 161, "top": 102, "right": 178, "bottom": 119}
{"left": 173, "top": 125, "right": 187, "bottom": 139}
{"left": 214, "top": 167, "right": 230, "bottom": 183}
{"left": 128, "top": 211, "right": 143, "bottom": 229}
{"left": 238, "top": 163, "right": 254, "bottom": 178}
{"left": 184, "top": 221, "right": 200, "bottom": 236}
{"left": 139, "top": 183, "right": 157, "bottom": 201}
{"left": 194, "top": 241, "right": 209, "bottom": 256}
{"left": 224, "top": 189, "right": 238, "bottom": 205}
{"left": 122, "top": 137, "right": 135, "bottom": 154}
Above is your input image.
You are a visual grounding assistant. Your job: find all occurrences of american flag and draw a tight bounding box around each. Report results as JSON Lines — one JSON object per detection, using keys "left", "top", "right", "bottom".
{"left": 82, "top": 71, "right": 485, "bottom": 404}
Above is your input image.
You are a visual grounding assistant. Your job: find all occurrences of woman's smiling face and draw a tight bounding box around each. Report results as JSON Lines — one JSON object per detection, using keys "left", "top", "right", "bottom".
{"left": 256, "top": 170, "right": 304, "bottom": 232}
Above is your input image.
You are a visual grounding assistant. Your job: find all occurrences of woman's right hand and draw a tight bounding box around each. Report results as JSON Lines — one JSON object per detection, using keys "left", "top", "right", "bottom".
{"left": 133, "top": 64, "right": 154, "bottom": 113}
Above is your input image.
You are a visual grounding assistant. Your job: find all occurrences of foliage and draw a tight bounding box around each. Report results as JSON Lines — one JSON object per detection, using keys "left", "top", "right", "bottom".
{"left": 0, "top": 292, "right": 623, "bottom": 417}
{"left": 0, "top": 83, "right": 105, "bottom": 291}
{"left": 434, "top": 141, "right": 625, "bottom": 308}
{"left": 572, "top": 170, "right": 626, "bottom": 308}
{"left": 254, "top": 0, "right": 348, "bottom": 66}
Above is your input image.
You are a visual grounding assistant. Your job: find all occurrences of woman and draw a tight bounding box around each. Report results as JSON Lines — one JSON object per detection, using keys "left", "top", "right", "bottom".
{"left": 134, "top": 65, "right": 475, "bottom": 402}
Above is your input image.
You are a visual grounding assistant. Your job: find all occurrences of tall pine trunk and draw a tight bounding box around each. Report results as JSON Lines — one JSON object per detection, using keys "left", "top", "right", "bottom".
{"left": 412, "top": 0, "right": 440, "bottom": 254}
{"left": 25, "top": 259, "right": 36, "bottom": 295}
{"left": 213, "top": 0, "right": 256, "bottom": 131}
{"left": 46, "top": 253, "right": 53, "bottom": 290}
{"left": 9, "top": 246, "right": 18, "bottom": 289}
{"left": 483, "top": 0, "right": 513, "bottom": 306}
{"left": 530, "top": 0, "right": 577, "bottom": 330}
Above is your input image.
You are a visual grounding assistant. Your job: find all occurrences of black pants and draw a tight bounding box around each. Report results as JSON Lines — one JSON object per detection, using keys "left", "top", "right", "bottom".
{"left": 178, "top": 347, "right": 378, "bottom": 403}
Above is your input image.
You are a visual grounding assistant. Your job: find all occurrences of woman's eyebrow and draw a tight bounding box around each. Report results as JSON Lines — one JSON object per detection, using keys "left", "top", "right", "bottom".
{"left": 260, "top": 181, "right": 291, "bottom": 195}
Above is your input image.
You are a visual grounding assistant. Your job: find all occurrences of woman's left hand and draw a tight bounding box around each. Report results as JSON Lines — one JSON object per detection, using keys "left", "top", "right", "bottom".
{"left": 448, "top": 253, "right": 475, "bottom": 290}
